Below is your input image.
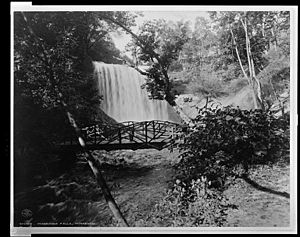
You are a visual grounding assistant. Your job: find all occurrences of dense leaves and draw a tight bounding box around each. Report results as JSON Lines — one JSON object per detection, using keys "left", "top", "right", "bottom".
{"left": 169, "top": 11, "right": 290, "bottom": 111}
{"left": 208, "top": 11, "right": 290, "bottom": 109}
{"left": 136, "top": 178, "right": 233, "bottom": 227}
{"left": 146, "top": 104, "right": 289, "bottom": 227}
{"left": 127, "top": 19, "right": 190, "bottom": 104}
{"left": 174, "top": 106, "right": 290, "bottom": 190}
{"left": 14, "top": 11, "right": 138, "bottom": 192}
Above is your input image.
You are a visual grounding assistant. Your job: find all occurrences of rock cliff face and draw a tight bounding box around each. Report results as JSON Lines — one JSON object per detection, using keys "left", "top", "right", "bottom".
{"left": 94, "top": 106, "right": 119, "bottom": 125}
{"left": 166, "top": 103, "right": 185, "bottom": 124}
{"left": 175, "top": 94, "right": 205, "bottom": 120}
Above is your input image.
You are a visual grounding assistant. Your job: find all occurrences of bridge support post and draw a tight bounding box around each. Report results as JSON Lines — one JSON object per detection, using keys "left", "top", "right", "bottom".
{"left": 94, "top": 125, "right": 97, "bottom": 144}
{"left": 118, "top": 129, "right": 122, "bottom": 144}
{"left": 145, "top": 122, "right": 148, "bottom": 144}
{"left": 152, "top": 120, "right": 155, "bottom": 138}
{"left": 129, "top": 124, "right": 134, "bottom": 141}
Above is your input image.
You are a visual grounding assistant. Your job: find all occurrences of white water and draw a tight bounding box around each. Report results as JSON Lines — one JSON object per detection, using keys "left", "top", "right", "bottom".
{"left": 93, "top": 62, "right": 172, "bottom": 122}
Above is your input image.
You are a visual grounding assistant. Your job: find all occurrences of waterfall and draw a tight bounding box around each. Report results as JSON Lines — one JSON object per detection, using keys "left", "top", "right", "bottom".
{"left": 93, "top": 62, "right": 177, "bottom": 123}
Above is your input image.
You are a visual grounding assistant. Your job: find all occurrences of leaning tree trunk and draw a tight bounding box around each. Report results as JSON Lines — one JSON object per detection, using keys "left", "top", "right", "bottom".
{"left": 101, "top": 15, "right": 175, "bottom": 106}
{"left": 56, "top": 93, "right": 129, "bottom": 227}
{"left": 21, "top": 12, "right": 129, "bottom": 227}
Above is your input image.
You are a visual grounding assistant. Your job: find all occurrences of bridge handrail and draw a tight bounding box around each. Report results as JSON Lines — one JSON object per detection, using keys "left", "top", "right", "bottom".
{"left": 60, "top": 120, "right": 185, "bottom": 147}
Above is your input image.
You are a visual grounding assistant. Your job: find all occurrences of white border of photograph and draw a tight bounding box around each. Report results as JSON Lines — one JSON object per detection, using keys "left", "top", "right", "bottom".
{"left": 10, "top": 2, "right": 298, "bottom": 235}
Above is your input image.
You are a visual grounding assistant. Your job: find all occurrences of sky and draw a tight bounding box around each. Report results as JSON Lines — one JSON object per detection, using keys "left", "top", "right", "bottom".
{"left": 110, "top": 11, "right": 209, "bottom": 57}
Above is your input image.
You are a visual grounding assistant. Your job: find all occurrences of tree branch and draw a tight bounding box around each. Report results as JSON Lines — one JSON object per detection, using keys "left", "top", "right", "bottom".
{"left": 20, "top": 12, "right": 129, "bottom": 227}
{"left": 87, "top": 31, "right": 108, "bottom": 50}
{"left": 112, "top": 56, "right": 149, "bottom": 76}
{"left": 100, "top": 16, "right": 169, "bottom": 81}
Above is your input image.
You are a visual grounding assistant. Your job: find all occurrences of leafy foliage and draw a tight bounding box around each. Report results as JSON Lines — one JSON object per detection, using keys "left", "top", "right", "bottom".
{"left": 170, "top": 11, "right": 290, "bottom": 109}
{"left": 127, "top": 19, "right": 190, "bottom": 104}
{"left": 135, "top": 105, "right": 289, "bottom": 227}
{"left": 258, "top": 48, "right": 290, "bottom": 110}
{"left": 208, "top": 11, "right": 290, "bottom": 109}
{"left": 185, "top": 65, "right": 228, "bottom": 98}
{"left": 175, "top": 106, "right": 290, "bottom": 190}
{"left": 135, "top": 178, "right": 233, "bottom": 227}
{"left": 13, "top": 11, "right": 138, "bottom": 191}
{"left": 176, "top": 17, "right": 228, "bottom": 100}
{"left": 179, "top": 17, "right": 217, "bottom": 70}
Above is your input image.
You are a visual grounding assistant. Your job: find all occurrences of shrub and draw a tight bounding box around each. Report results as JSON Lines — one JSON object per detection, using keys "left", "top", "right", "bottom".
{"left": 185, "top": 69, "right": 228, "bottom": 98}
{"left": 174, "top": 106, "right": 290, "bottom": 190}
{"left": 135, "top": 178, "right": 233, "bottom": 227}
{"left": 143, "top": 106, "right": 289, "bottom": 227}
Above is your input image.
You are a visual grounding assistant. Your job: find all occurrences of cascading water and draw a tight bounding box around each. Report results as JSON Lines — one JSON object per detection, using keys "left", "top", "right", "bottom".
{"left": 93, "top": 62, "right": 179, "bottom": 123}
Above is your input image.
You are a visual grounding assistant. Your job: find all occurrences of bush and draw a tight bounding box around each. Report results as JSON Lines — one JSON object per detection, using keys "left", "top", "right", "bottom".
{"left": 174, "top": 106, "right": 290, "bottom": 190}
{"left": 135, "top": 178, "right": 233, "bottom": 227}
{"left": 185, "top": 68, "right": 228, "bottom": 98}
{"left": 135, "top": 106, "right": 289, "bottom": 227}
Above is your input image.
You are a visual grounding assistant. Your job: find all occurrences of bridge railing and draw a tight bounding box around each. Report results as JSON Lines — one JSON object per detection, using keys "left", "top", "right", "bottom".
{"left": 59, "top": 120, "right": 185, "bottom": 150}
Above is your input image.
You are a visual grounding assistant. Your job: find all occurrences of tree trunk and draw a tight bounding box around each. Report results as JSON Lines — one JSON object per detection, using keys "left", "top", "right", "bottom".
{"left": 230, "top": 28, "right": 248, "bottom": 79}
{"left": 269, "top": 78, "right": 285, "bottom": 115}
{"left": 241, "top": 17, "right": 264, "bottom": 110}
{"left": 231, "top": 27, "right": 259, "bottom": 109}
{"left": 21, "top": 12, "right": 129, "bottom": 227}
{"left": 60, "top": 103, "right": 129, "bottom": 227}
{"left": 101, "top": 15, "right": 175, "bottom": 105}
{"left": 163, "top": 72, "right": 175, "bottom": 106}
{"left": 271, "top": 27, "right": 278, "bottom": 51}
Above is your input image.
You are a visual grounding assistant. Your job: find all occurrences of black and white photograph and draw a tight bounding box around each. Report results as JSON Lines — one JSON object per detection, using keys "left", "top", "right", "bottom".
{"left": 10, "top": 3, "right": 297, "bottom": 235}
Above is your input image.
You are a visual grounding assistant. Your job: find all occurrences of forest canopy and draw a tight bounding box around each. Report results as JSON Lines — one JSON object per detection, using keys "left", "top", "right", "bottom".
{"left": 118, "top": 11, "right": 290, "bottom": 110}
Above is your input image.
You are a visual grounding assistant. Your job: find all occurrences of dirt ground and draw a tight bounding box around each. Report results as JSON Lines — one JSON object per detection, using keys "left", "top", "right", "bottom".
{"left": 14, "top": 148, "right": 290, "bottom": 228}
{"left": 223, "top": 163, "right": 290, "bottom": 227}
{"left": 104, "top": 150, "right": 291, "bottom": 227}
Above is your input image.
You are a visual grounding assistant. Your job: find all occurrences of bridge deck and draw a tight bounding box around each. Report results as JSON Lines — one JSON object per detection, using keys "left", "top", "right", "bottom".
{"left": 57, "top": 141, "right": 169, "bottom": 152}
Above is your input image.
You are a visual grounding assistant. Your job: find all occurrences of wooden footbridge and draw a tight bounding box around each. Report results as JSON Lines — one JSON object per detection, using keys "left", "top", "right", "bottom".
{"left": 58, "top": 120, "right": 185, "bottom": 152}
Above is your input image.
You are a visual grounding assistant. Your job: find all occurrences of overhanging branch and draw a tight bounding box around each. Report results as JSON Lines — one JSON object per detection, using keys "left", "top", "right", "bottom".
{"left": 99, "top": 15, "right": 165, "bottom": 71}
{"left": 20, "top": 12, "right": 129, "bottom": 227}
{"left": 112, "top": 55, "right": 149, "bottom": 76}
